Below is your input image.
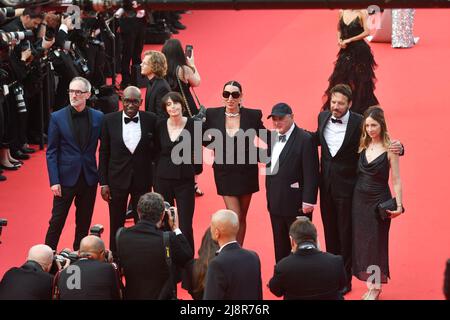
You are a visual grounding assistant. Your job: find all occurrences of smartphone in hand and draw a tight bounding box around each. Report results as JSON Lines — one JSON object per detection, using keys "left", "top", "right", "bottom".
{"left": 185, "top": 45, "right": 193, "bottom": 58}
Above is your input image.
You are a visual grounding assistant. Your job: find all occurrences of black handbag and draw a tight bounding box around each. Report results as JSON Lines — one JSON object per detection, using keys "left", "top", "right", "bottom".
{"left": 377, "top": 198, "right": 405, "bottom": 220}
{"left": 176, "top": 66, "right": 206, "bottom": 122}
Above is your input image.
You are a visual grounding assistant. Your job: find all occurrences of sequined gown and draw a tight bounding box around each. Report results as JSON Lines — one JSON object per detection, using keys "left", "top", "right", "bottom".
{"left": 322, "top": 16, "right": 379, "bottom": 115}
{"left": 352, "top": 150, "right": 391, "bottom": 284}
{"left": 392, "top": 9, "right": 416, "bottom": 48}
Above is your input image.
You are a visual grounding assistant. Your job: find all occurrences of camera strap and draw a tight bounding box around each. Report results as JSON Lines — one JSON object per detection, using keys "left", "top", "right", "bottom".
{"left": 52, "top": 270, "right": 62, "bottom": 300}
{"left": 157, "top": 231, "right": 177, "bottom": 300}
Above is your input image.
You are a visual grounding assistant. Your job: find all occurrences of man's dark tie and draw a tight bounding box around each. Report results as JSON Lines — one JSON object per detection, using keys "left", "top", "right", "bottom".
{"left": 331, "top": 118, "right": 343, "bottom": 124}
{"left": 124, "top": 117, "right": 139, "bottom": 124}
{"left": 278, "top": 134, "right": 286, "bottom": 142}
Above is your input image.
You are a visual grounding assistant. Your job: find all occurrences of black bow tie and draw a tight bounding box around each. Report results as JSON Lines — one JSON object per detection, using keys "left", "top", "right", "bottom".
{"left": 124, "top": 117, "right": 139, "bottom": 124}
{"left": 278, "top": 134, "right": 286, "bottom": 142}
{"left": 331, "top": 118, "right": 343, "bottom": 124}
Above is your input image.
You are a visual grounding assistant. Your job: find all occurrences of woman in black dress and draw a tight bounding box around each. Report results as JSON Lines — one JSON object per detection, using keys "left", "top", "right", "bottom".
{"left": 154, "top": 92, "right": 201, "bottom": 253}
{"left": 322, "top": 9, "right": 379, "bottom": 115}
{"left": 352, "top": 106, "right": 403, "bottom": 300}
{"left": 162, "top": 39, "right": 203, "bottom": 196}
{"left": 203, "top": 81, "right": 266, "bottom": 245}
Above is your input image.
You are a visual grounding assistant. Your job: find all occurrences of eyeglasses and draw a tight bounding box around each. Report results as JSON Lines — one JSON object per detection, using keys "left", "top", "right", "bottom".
{"left": 123, "top": 98, "right": 142, "bottom": 105}
{"left": 222, "top": 91, "right": 241, "bottom": 99}
{"left": 68, "top": 89, "right": 88, "bottom": 96}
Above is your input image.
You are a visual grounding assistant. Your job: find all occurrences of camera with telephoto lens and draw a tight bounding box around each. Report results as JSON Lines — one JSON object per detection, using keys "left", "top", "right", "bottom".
{"left": 12, "top": 85, "right": 26, "bottom": 113}
{"left": 50, "top": 248, "right": 79, "bottom": 274}
{"left": 0, "top": 30, "right": 34, "bottom": 47}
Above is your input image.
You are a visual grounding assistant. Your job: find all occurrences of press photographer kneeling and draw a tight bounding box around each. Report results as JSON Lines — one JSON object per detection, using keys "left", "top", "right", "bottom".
{"left": 54, "top": 235, "right": 122, "bottom": 300}
{"left": 116, "top": 192, "right": 193, "bottom": 300}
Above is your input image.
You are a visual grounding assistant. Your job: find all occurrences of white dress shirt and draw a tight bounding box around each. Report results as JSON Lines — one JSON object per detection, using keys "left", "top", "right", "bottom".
{"left": 122, "top": 112, "right": 141, "bottom": 154}
{"left": 270, "top": 122, "right": 295, "bottom": 174}
{"left": 323, "top": 110, "right": 350, "bottom": 157}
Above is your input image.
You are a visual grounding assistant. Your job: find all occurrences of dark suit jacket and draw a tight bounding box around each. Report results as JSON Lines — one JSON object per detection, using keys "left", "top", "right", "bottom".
{"left": 268, "top": 248, "right": 347, "bottom": 300}
{"left": 116, "top": 220, "right": 193, "bottom": 299}
{"left": 144, "top": 77, "right": 170, "bottom": 117}
{"left": 57, "top": 259, "right": 121, "bottom": 300}
{"left": 445, "top": 259, "right": 450, "bottom": 300}
{"left": 203, "top": 242, "right": 262, "bottom": 300}
{"left": 99, "top": 110, "right": 157, "bottom": 190}
{"left": 46, "top": 106, "right": 104, "bottom": 187}
{"left": 311, "top": 111, "right": 363, "bottom": 198}
{"left": 0, "top": 261, "right": 53, "bottom": 300}
{"left": 266, "top": 126, "right": 319, "bottom": 216}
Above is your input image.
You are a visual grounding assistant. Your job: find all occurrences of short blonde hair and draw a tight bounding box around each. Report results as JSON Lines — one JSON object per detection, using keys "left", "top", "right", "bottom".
{"left": 144, "top": 50, "right": 167, "bottom": 78}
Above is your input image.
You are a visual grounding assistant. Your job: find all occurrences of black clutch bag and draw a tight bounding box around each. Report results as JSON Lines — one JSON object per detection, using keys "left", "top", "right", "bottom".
{"left": 377, "top": 198, "right": 405, "bottom": 220}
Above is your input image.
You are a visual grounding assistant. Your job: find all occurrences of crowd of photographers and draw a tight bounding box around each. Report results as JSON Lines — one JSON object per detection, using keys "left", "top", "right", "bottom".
{"left": 0, "top": 4, "right": 187, "bottom": 182}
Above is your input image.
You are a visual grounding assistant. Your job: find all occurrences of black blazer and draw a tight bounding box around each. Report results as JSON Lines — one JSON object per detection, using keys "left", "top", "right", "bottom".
{"left": 311, "top": 111, "right": 363, "bottom": 197}
{"left": 144, "top": 77, "right": 171, "bottom": 117}
{"left": 203, "top": 242, "right": 262, "bottom": 300}
{"left": 268, "top": 248, "right": 347, "bottom": 300}
{"left": 116, "top": 220, "right": 193, "bottom": 300}
{"left": 154, "top": 117, "right": 198, "bottom": 180}
{"left": 0, "top": 261, "right": 53, "bottom": 300}
{"left": 57, "top": 259, "right": 121, "bottom": 300}
{"left": 99, "top": 111, "right": 157, "bottom": 190}
{"left": 266, "top": 126, "right": 319, "bottom": 216}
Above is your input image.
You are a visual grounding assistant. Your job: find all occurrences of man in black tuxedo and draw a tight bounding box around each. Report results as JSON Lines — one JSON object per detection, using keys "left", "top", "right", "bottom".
{"left": 141, "top": 50, "right": 170, "bottom": 118}
{"left": 57, "top": 236, "right": 121, "bottom": 300}
{"left": 116, "top": 192, "right": 192, "bottom": 300}
{"left": 266, "top": 103, "right": 319, "bottom": 263}
{"left": 0, "top": 244, "right": 54, "bottom": 300}
{"left": 203, "top": 210, "right": 262, "bottom": 300}
{"left": 99, "top": 86, "right": 157, "bottom": 253}
{"left": 268, "top": 217, "right": 347, "bottom": 300}
{"left": 312, "top": 84, "right": 403, "bottom": 294}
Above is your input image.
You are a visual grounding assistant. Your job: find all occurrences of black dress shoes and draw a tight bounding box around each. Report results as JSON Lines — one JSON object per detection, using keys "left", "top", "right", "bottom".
{"left": 172, "top": 20, "right": 186, "bottom": 30}
{"left": 11, "top": 150, "right": 30, "bottom": 160}
{"left": 21, "top": 146, "right": 36, "bottom": 154}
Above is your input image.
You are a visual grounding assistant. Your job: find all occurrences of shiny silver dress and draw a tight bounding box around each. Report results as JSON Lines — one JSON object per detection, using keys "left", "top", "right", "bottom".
{"left": 392, "top": 9, "right": 416, "bottom": 48}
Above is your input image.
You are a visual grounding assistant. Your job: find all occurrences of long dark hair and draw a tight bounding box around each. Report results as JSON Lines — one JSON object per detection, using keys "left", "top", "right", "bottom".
{"left": 192, "top": 228, "right": 219, "bottom": 296}
{"left": 359, "top": 106, "right": 391, "bottom": 152}
{"left": 161, "top": 39, "right": 188, "bottom": 89}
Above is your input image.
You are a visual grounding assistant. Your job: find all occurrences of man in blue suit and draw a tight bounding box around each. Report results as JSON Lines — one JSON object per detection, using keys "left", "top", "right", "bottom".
{"left": 45, "top": 77, "right": 104, "bottom": 251}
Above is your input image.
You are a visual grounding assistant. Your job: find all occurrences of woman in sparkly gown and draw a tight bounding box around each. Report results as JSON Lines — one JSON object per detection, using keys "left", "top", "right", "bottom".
{"left": 322, "top": 10, "right": 378, "bottom": 115}
{"left": 351, "top": 106, "right": 403, "bottom": 300}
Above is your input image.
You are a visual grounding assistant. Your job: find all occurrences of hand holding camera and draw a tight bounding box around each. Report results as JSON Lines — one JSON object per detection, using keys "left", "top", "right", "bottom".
{"left": 164, "top": 201, "right": 179, "bottom": 231}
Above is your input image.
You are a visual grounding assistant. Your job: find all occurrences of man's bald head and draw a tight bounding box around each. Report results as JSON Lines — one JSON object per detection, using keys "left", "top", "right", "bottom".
{"left": 27, "top": 244, "right": 54, "bottom": 272}
{"left": 79, "top": 235, "right": 105, "bottom": 261}
{"left": 123, "top": 86, "right": 141, "bottom": 99}
{"left": 210, "top": 210, "right": 239, "bottom": 245}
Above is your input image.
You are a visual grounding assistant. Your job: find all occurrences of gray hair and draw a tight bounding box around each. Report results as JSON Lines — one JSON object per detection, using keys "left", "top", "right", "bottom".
{"left": 137, "top": 192, "right": 165, "bottom": 223}
{"left": 70, "top": 76, "right": 92, "bottom": 92}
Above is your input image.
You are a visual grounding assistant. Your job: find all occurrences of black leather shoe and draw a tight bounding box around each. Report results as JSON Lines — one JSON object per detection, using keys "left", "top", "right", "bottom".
{"left": 1, "top": 164, "right": 19, "bottom": 171}
{"left": 172, "top": 20, "right": 186, "bottom": 30}
{"left": 21, "top": 146, "right": 36, "bottom": 154}
{"left": 341, "top": 284, "right": 352, "bottom": 295}
{"left": 11, "top": 150, "right": 30, "bottom": 160}
{"left": 0, "top": 175, "right": 6, "bottom": 181}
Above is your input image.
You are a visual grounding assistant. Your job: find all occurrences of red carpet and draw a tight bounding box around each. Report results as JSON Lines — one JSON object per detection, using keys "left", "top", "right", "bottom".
{"left": 1, "top": 9, "right": 449, "bottom": 300}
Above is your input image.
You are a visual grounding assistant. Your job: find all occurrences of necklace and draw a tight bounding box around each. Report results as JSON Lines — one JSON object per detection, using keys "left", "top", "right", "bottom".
{"left": 225, "top": 111, "right": 240, "bottom": 118}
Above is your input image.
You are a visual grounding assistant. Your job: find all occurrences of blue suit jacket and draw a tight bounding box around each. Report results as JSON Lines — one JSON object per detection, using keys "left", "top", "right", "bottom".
{"left": 46, "top": 106, "right": 104, "bottom": 187}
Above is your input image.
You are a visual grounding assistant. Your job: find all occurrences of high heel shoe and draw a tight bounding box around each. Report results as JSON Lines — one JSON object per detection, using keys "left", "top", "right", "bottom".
{"left": 362, "top": 288, "right": 381, "bottom": 300}
{"left": 1, "top": 164, "right": 19, "bottom": 171}
{"left": 194, "top": 183, "right": 204, "bottom": 197}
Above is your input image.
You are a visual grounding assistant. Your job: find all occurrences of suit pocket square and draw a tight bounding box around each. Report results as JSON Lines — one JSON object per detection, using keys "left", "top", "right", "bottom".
{"left": 290, "top": 182, "right": 300, "bottom": 189}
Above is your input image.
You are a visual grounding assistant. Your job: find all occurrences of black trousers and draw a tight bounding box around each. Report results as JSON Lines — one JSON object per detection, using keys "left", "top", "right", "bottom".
{"left": 108, "top": 186, "right": 148, "bottom": 253}
{"left": 269, "top": 212, "right": 312, "bottom": 263}
{"left": 120, "top": 20, "right": 146, "bottom": 85}
{"left": 154, "top": 177, "right": 195, "bottom": 254}
{"left": 320, "top": 190, "right": 353, "bottom": 285}
{"left": 45, "top": 174, "right": 97, "bottom": 251}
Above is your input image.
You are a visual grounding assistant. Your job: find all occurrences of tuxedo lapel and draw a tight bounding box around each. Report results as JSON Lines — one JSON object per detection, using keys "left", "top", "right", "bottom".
{"left": 335, "top": 111, "right": 359, "bottom": 158}
{"left": 278, "top": 126, "right": 298, "bottom": 169}
{"left": 118, "top": 112, "right": 132, "bottom": 155}
{"left": 320, "top": 112, "right": 332, "bottom": 157}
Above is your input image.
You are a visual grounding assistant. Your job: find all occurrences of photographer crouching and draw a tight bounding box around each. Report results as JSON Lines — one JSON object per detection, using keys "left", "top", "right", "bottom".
{"left": 116, "top": 192, "right": 193, "bottom": 300}
{"left": 0, "top": 244, "right": 65, "bottom": 300}
{"left": 54, "top": 235, "right": 122, "bottom": 300}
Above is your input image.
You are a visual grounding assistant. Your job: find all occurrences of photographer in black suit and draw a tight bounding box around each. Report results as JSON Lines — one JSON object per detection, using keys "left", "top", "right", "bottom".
{"left": 268, "top": 217, "right": 347, "bottom": 300}
{"left": 99, "top": 86, "right": 157, "bottom": 253}
{"left": 56, "top": 235, "right": 121, "bottom": 300}
{"left": 0, "top": 244, "right": 56, "bottom": 299}
{"left": 116, "top": 192, "right": 192, "bottom": 299}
